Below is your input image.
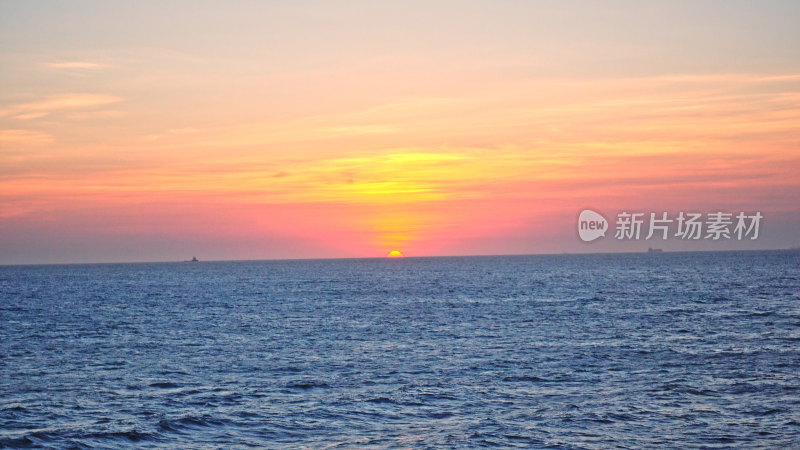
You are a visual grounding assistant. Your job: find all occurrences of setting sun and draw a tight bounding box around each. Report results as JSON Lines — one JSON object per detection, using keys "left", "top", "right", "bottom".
{"left": 387, "top": 250, "right": 404, "bottom": 258}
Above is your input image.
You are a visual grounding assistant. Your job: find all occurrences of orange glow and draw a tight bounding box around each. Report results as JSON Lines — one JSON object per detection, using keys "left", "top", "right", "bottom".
{"left": 1, "top": 3, "right": 799, "bottom": 263}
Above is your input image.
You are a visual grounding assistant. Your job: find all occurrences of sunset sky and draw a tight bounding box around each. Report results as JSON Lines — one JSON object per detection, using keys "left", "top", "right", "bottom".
{"left": 2, "top": 1, "right": 799, "bottom": 264}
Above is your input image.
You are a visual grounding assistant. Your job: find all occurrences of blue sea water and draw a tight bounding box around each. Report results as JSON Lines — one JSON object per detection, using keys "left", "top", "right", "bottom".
{"left": 1, "top": 251, "right": 799, "bottom": 448}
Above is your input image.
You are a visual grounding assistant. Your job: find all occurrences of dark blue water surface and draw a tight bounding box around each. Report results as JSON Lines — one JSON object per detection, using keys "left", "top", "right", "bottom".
{"left": 1, "top": 251, "right": 799, "bottom": 448}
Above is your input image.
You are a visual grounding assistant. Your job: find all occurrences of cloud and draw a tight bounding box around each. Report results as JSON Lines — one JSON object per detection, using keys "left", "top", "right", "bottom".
{"left": 15, "top": 93, "right": 121, "bottom": 112}
{"left": 46, "top": 61, "right": 109, "bottom": 70}
{"left": 13, "top": 112, "right": 49, "bottom": 120}
{"left": 143, "top": 127, "right": 201, "bottom": 141}
{"left": 0, "top": 129, "right": 54, "bottom": 147}
{"left": 64, "top": 110, "right": 125, "bottom": 120}
{"left": 322, "top": 124, "right": 397, "bottom": 136}
{"left": 0, "top": 93, "right": 122, "bottom": 120}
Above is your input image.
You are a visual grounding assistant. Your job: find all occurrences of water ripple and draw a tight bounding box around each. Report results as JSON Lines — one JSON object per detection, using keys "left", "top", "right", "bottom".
{"left": 1, "top": 251, "right": 799, "bottom": 447}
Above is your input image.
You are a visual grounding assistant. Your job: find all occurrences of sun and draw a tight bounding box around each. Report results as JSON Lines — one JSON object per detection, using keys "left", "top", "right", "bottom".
{"left": 387, "top": 250, "right": 404, "bottom": 258}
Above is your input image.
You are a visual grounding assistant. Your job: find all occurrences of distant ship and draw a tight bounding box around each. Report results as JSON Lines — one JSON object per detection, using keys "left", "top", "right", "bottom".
{"left": 647, "top": 248, "right": 663, "bottom": 253}
{"left": 184, "top": 256, "right": 199, "bottom": 262}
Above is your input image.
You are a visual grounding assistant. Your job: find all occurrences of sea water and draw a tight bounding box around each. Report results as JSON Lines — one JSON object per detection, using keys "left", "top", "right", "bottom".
{"left": 1, "top": 252, "right": 799, "bottom": 448}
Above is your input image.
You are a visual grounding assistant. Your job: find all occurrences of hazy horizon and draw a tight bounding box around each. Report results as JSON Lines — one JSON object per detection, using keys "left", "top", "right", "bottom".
{"left": 2, "top": 247, "right": 798, "bottom": 268}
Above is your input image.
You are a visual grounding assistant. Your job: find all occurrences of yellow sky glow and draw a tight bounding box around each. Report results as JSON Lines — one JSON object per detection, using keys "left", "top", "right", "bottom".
{"left": 1, "top": 2, "right": 799, "bottom": 263}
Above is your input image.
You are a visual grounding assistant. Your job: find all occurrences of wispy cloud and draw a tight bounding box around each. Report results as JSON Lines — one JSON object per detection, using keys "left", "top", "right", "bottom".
{"left": 13, "top": 112, "right": 50, "bottom": 120}
{"left": 0, "top": 129, "right": 54, "bottom": 147}
{"left": 15, "top": 93, "right": 121, "bottom": 112}
{"left": 143, "top": 127, "right": 202, "bottom": 141}
{"left": 46, "top": 61, "right": 109, "bottom": 70}
{"left": 321, "top": 124, "right": 397, "bottom": 137}
{"left": 0, "top": 93, "right": 122, "bottom": 120}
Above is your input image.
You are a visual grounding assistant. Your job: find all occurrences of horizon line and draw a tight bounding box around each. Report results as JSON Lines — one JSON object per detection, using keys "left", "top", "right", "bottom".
{"left": 1, "top": 247, "right": 796, "bottom": 268}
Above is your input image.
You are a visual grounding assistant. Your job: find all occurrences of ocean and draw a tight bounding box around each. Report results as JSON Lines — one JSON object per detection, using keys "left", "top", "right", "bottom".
{"left": 1, "top": 251, "right": 799, "bottom": 448}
